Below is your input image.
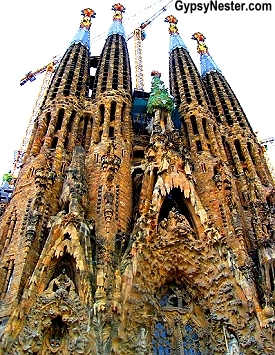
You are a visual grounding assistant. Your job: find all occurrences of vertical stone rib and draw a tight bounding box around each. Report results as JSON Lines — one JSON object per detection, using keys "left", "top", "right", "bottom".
{"left": 194, "top": 32, "right": 274, "bottom": 198}
{"left": 87, "top": 5, "right": 132, "bottom": 245}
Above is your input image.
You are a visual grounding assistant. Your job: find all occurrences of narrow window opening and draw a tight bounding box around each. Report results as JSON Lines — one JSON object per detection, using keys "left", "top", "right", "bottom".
{"left": 121, "top": 102, "right": 126, "bottom": 123}
{"left": 99, "top": 130, "right": 103, "bottom": 141}
{"left": 67, "top": 110, "right": 76, "bottom": 133}
{"left": 51, "top": 137, "right": 58, "bottom": 149}
{"left": 109, "top": 126, "right": 114, "bottom": 138}
{"left": 196, "top": 140, "right": 202, "bottom": 152}
{"left": 55, "top": 109, "right": 64, "bottom": 132}
{"left": 45, "top": 112, "right": 51, "bottom": 126}
{"left": 190, "top": 115, "right": 198, "bottom": 135}
{"left": 99, "top": 105, "right": 105, "bottom": 126}
{"left": 83, "top": 116, "right": 89, "bottom": 138}
{"left": 110, "top": 101, "right": 116, "bottom": 122}
{"left": 202, "top": 118, "right": 209, "bottom": 139}
{"left": 222, "top": 137, "right": 234, "bottom": 165}
{"left": 64, "top": 136, "right": 69, "bottom": 151}
{"left": 234, "top": 139, "right": 245, "bottom": 162}
{"left": 181, "top": 119, "right": 188, "bottom": 140}
{"left": 64, "top": 203, "right": 69, "bottom": 214}
{"left": 133, "top": 150, "right": 145, "bottom": 159}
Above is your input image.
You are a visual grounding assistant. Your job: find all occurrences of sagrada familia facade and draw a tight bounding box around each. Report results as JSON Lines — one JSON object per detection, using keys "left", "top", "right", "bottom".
{"left": 0, "top": 4, "right": 275, "bottom": 354}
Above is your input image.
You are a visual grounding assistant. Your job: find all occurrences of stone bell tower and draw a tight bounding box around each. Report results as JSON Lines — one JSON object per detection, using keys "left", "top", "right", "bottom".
{"left": 0, "top": 8, "right": 98, "bottom": 354}
{"left": 86, "top": 3, "right": 133, "bottom": 248}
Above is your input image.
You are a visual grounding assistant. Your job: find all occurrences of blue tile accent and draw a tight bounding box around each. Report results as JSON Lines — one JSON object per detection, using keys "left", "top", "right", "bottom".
{"left": 170, "top": 33, "right": 188, "bottom": 53}
{"left": 200, "top": 52, "right": 222, "bottom": 77}
{"left": 71, "top": 28, "right": 91, "bottom": 51}
{"left": 107, "top": 21, "right": 126, "bottom": 39}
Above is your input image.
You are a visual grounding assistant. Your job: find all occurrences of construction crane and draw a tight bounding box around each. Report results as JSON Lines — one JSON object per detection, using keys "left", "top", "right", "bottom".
{"left": 20, "top": 1, "right": 173, "bottom": 90}
{"left": 127, "top": 0, "right": 173, "bottom": 91}
{"left": 89, "top": 0, "right": 170, "bottom": 46}
{"left": 260, "top": 137, "right": 275, "bottom": 147}
{"left": 13, "top": 60, "right": 60, "bottom": 176}
{"left": 15, "top": 1, "right": 172, "bottom": 174}
{"left": 20, "top": 55, "right": 62, "bottom": 86}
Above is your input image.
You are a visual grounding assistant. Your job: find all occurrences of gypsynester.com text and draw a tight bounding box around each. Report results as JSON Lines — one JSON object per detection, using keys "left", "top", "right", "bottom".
{"left": 175, "top": 1, "right": 272, "bottom": 13}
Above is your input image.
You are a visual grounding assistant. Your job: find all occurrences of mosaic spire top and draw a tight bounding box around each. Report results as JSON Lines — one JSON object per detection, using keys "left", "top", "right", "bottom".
{"left": 107, "top": 3, "right": 126, "bottom": 38}
{"left": 70, "top": 8, "right": 96, "bottom": 51}
{"left": 165, "top": 15, "right": 188, "bottom": 53}
{"left": 192, "top": 32, "right": 221, "bottom": 77}
{"left": 147, "top": 71, "right": 174, "bottom": 115}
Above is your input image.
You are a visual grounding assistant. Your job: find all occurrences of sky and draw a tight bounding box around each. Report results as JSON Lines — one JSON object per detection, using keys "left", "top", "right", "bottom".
{"left": 0, "top": 0, "right": 274, "bottom": 180}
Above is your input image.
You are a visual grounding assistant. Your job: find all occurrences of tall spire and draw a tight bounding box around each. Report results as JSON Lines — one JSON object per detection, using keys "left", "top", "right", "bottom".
{"left": 107, "top": 3, "right": 126, "bottom": 38}
{"left": 192, "top": 31, "right": 254, "bottom": 131}
{"left": 92, "top": 3, "right": 131, "bottom": 98}
{"left": 71, "top": 8, "right": 96, "bottom": 52}
{"left": 193, "top": 32, "right": 273, "bottom": 237}
{"left": 87, "top": 3, "right": 132, "bottom": 242}
{"left": 45, "top": 8, "right": 96, "bottom": 101}
{"left": 191, "top": 32, "right": 221, "bottom": 77}
{"left": 165, "top": 15, "right": 210, "bottom": 109}
{"left": 165, "top": 15, "right": 188, "bottom": 52}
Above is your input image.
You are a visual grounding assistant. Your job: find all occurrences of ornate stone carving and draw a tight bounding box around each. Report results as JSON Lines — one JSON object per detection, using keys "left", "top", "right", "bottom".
{"left": 34, "top": 167, "right": 56, "bottom": 190}
{"left": 25, "top": 209, "right": 41, "bottom": 244}
{"left": 158, "top": 208, "right": 195, "bottom": 241}
{"left": 59, "top": 146, "right": 88, "bottom": 215}
{"left": 103, "top": 191, "right": 114, "bottom": 222}
{"left": 101, "top": 142, "right": 121, "bottom": 179}
{"left": 4, "top": 268, "right": 95, "bottom": 355}
{"left": 213, "top": 169, "right": 222, "bottom": 190}
{"left": 93, "top": 287, "right": 107, "bottom": 315}
{"left": 45, "top": 268, "right": 76, "bottom": 299}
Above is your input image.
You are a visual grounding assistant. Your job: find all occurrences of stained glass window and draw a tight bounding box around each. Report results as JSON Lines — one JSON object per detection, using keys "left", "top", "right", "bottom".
{"left": 152, "top": 322, "right": 171, "bottom": 355}
{"left": 182, "top": 324, "right": 201, "bottom": 355}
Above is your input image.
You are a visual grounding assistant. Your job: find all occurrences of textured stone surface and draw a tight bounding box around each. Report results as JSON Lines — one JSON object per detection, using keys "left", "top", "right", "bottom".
{"left": 0, "top": 8, "right": 275, "bottom": 355}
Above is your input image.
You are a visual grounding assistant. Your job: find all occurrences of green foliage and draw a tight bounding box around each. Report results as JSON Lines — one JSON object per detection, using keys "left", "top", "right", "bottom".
{"left": 2, "top": 172, "right": 12, "bottom": 183}
{"left": 147, "top": 75, "right": 174, "bottom": 114}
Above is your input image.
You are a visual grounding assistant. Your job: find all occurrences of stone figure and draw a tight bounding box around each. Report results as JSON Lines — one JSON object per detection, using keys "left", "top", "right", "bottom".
{"left": 227, "top": 334, "right": 240, "bottom": 355}
{"left": 135, "top": 327, "right": 148, "bottom": 355}
{"left": 46, "top": 268, "right": 76, "bottom": 298}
